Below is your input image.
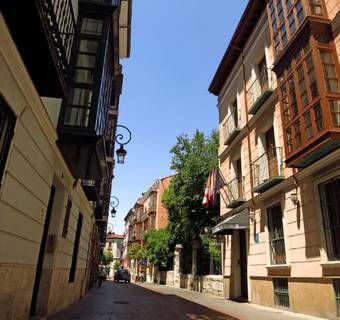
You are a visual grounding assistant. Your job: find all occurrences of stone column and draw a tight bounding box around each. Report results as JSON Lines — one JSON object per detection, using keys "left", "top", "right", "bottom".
{"left": 174, "top": 244, "right": 183, "bottom": 288}
{"left": 192, "top": 240, "right": 199, "bottom": 276}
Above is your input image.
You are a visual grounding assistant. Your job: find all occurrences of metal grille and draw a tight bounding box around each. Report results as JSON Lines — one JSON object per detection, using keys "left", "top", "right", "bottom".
{"left": 334, "top": 280, "right": 340, "bottom": 317}
{"left": 0, "top": 97, "right": 16, "bottom": 188}
{"left": 273, "top": 278, "right": 289, "bottom": 308}
{"left": 267, "top": 204, "right": 286, "bottom": 265}
{"left": 319, "top": 176, "right": 340, "bottom": 260}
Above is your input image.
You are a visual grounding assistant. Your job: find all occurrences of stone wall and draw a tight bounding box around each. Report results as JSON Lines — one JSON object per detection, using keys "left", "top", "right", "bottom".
{"left": 154, "top": 270, "right": 223, "bottom": 297}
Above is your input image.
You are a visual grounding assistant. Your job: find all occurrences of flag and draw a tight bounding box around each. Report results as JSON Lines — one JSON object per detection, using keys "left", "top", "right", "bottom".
{"left": 202, "top": 169, "right": 225, "bottom": 208}
{"left": 202, "top": 170, "right": 213, "bottom": 208}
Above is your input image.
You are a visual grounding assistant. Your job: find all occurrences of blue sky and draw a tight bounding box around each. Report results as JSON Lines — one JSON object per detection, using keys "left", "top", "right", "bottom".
{"left": 109, "top": 0, "right": 248, "bottom": 234}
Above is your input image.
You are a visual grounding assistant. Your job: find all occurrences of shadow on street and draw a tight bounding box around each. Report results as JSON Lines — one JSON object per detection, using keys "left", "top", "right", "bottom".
{"left": 49, "top": 280, "right": 238, "bottom": 320}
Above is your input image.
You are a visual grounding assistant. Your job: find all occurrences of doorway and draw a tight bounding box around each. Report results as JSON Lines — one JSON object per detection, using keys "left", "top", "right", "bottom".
{"left": 30, "top": 186, "right": 56, "bottom": 316}
{"left": 265, "top": 127, "right": 278, "bottom": 179}
{"left": 239, "top": 229, "right": 248, "bottom": 300}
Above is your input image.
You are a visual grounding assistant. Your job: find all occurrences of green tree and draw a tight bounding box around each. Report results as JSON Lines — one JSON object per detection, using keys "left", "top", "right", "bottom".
{"left": 127, "top": 243, "right": 147, "bottom": 260}
{"left": 143, "top": 229, "right": 172, "bottom": 268}
{"left": 99, "top": 249, "right": 113, "bottom": 265}
{"left": 113, "top": 260, "right": 121, "bottom": 270}
{"left": 163, "top": 130, "right": 220, "bottom": 246}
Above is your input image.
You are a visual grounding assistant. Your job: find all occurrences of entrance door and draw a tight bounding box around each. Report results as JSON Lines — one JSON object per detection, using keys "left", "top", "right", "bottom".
{"left": 239, "top": 229, "right": 248, "bottom": 300}
{"left": 265, "top": 127, "right": 278, "bottom": 179}
{"left": 30, "top": 186, "right": 56, "bottom": 316}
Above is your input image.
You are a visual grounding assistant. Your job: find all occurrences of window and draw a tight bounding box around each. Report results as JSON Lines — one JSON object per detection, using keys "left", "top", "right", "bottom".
{"left": 78, "top": 39, "right": 98, "bottom": 54}
{"left": 295, "top": 0, "right": 305, "bottom": 24}
{"left": 273, "top": 278, "right": 290, "bottom": 307}
{"left": 304, "top": 111, "right": 313, "bottom": 139}
{"left": 306, "top": 55, "right": 318, "bottom": 99}
{"left": 334, "top": 279, "right": 340, "bottom": 317}
{"left": 74, "top": 69, "right": 94, "bottom": 84}
{"left": 68, "top": 88, "right": 93, "bottom": 107}
{"left": 280, "top": 24, "right": 288, "bottom": 46}
{"left": 286, "top": 128, "right": 293, "bottom": 152}
{"left": 62, "top": 199, "right": 72, "bottom": 237}
{"left": 313, "top": 104, "right": 323, "bottom": 132}
{"left": 297, "top": 65, "right": 308, "bottom": 107}
{"left": 288, "top": 78, "right": 298, "bottom": 118}
{"left": 277, "top": 0, "right": 284, "bottom": 23}
{"left": 0, "top": 97, "right": 16, "bottom": 188}
{"left": 330, "top": 100, "right": 340, "bottom": 127}
{"left": 320, "top": 51, "right": 339, "bottom": 93}
{"left": 69, "top": 213, "right": 83, "bottom": 283}
{"left": 310, "top": 0, "right": 323, "bottom": 15}
{"left": 271, "top": 2, "right": 278, "bottom": 33}
{"left": 76, "top": 54, "right": 96, "bottom": 68}
{"left": 64, "top": 107, "right": 90, "bottom": 127}
{"left": 285, "top": 0, "right": 292, "bottom": 11}
{"left": 80, "top": 18, "right": 103, "bottom": 36}
{"left": 288, "top": 12, "right": 296, "bottom": 34}
{"left": 274, "top": 35, "right": 281, "bottom": 53}
{"left": 294, "top": 120, "right": 302, "bottom": 147}
{"left": 282, "top": 84, "right": 290, "bottom": 124}
{"left": 319, "top": 176, "right": 340, "bottom": 261}
{"left": 267, "top": 204, "right": 286, "bottom": 265}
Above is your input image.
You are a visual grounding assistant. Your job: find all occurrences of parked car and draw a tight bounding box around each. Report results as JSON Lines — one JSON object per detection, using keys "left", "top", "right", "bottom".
{"left": 114, "top": 269, "right": 131, "bottom": 283}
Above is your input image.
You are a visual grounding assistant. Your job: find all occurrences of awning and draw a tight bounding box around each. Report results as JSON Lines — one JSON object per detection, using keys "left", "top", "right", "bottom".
{"left": 212, "top": 208, "right": 249, "bottom": 235}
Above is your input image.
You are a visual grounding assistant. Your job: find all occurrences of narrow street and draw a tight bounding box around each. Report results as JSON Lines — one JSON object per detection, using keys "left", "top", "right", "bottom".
{"left": 49, "top": 281, "right": 327, "bottom": 320}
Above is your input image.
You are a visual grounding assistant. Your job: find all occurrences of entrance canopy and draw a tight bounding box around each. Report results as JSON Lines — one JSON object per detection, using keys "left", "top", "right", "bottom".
{"left": 212, "top": 208, "right": 249, "bottom": 235}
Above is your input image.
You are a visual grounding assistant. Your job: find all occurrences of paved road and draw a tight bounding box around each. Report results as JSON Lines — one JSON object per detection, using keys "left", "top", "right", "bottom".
{"left": 49, "top": 281, "right": 327, "bottom": 320}
{"left": 49, "top": 281, "right": 238, "bottom": 320}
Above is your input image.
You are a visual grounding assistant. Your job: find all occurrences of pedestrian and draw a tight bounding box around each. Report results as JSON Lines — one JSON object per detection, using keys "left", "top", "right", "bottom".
{"left": 97, "top": 267, "right": 107, "bottom": 287}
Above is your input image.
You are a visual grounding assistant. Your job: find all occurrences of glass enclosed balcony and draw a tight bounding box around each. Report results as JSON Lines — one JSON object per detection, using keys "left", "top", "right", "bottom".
{"left": 247, "top": 69, "right": 275, "bottom": 115}
{"left": 251, "top": 147, "right": 285, "bottom": 193}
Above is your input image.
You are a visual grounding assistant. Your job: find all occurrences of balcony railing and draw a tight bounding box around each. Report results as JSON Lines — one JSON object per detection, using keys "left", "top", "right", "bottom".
{"left": 148, "top": 200, "right": 157, "bottom": 213}
{"left": 223, "top": 111, "right": 241, "bottom": 145}
{"left": 225, "top": 176, "right": 246, "bottom": 209}
{"left": 37, "top": 0, "right": 76, "bottom": 93}
{"left": 251, "top": 147, "right": 285, "bottom": 193}
{"left": 247, "top": 68, "right": 274, "bottom": 115}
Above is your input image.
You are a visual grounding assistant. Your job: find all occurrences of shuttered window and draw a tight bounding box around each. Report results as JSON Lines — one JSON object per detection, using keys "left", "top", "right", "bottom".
{"left": 0, "top": 97, "right": 16, "bottom": 188}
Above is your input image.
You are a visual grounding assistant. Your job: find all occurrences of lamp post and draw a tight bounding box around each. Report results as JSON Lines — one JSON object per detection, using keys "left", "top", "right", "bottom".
{"left": 115, "top": 125, "right": 132, "bottom": 164}
{"left": 110, "top": 196, "right": 119, "bottom": 218}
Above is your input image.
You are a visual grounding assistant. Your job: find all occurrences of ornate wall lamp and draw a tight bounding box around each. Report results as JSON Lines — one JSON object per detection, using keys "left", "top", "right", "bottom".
{"left": 115, "top": 125, "right": 132, "bottom": 164}
{"left": 110, "top": 196, "right": 119, "bottom": 218}
{"left": 290, "top": 175, "right": 300, "bottom": 206}
{"left": 107, "top": 223, "right": 114, "bottom": 233}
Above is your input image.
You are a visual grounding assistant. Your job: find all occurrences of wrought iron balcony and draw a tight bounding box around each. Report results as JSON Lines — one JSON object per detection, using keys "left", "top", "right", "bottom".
{"left": 225, "top": 176, "right": 246, "bottom": 209}
{"left": 247, "top": 69, "right": 274, "bottom": 115}
{"left": 251, "top": 147, "right": 285, "bottom": 193}
{"left": 2, "top": 0, "right": 77, "bottom": 97}
{"left": 223, "top": 111, "right": 241, "bottom": 145}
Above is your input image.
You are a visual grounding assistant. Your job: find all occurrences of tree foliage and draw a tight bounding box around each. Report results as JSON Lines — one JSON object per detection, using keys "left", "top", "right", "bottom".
{"left": 100, "top": 249, "right": 113, "bottom": 265}
{"left": 143, "top": 229, "right": 172, "bottom": 268}
{"left": 163, "top": 130, "right": 220, "bottom": 245}
{"left": 127, "top": 243, "right": 147, "bottom": 260}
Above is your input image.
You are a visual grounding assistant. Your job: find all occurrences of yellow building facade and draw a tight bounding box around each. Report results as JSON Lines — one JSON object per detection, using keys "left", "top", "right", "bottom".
{"left": 0, "top": 0, "right": 132, "bottom": 318}
{"left": 210, "top": 0, "right": 340, "bottom": 318}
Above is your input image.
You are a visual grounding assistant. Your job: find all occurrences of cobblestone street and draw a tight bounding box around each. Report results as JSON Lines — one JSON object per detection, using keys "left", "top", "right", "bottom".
{"left": 49, "top": 281, "right": 327, "bottom": 320}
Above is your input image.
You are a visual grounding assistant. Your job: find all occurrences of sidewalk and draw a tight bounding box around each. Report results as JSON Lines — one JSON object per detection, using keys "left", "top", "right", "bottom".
{"left": 140, "top": 282, "right": 328, "bottom": 320}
